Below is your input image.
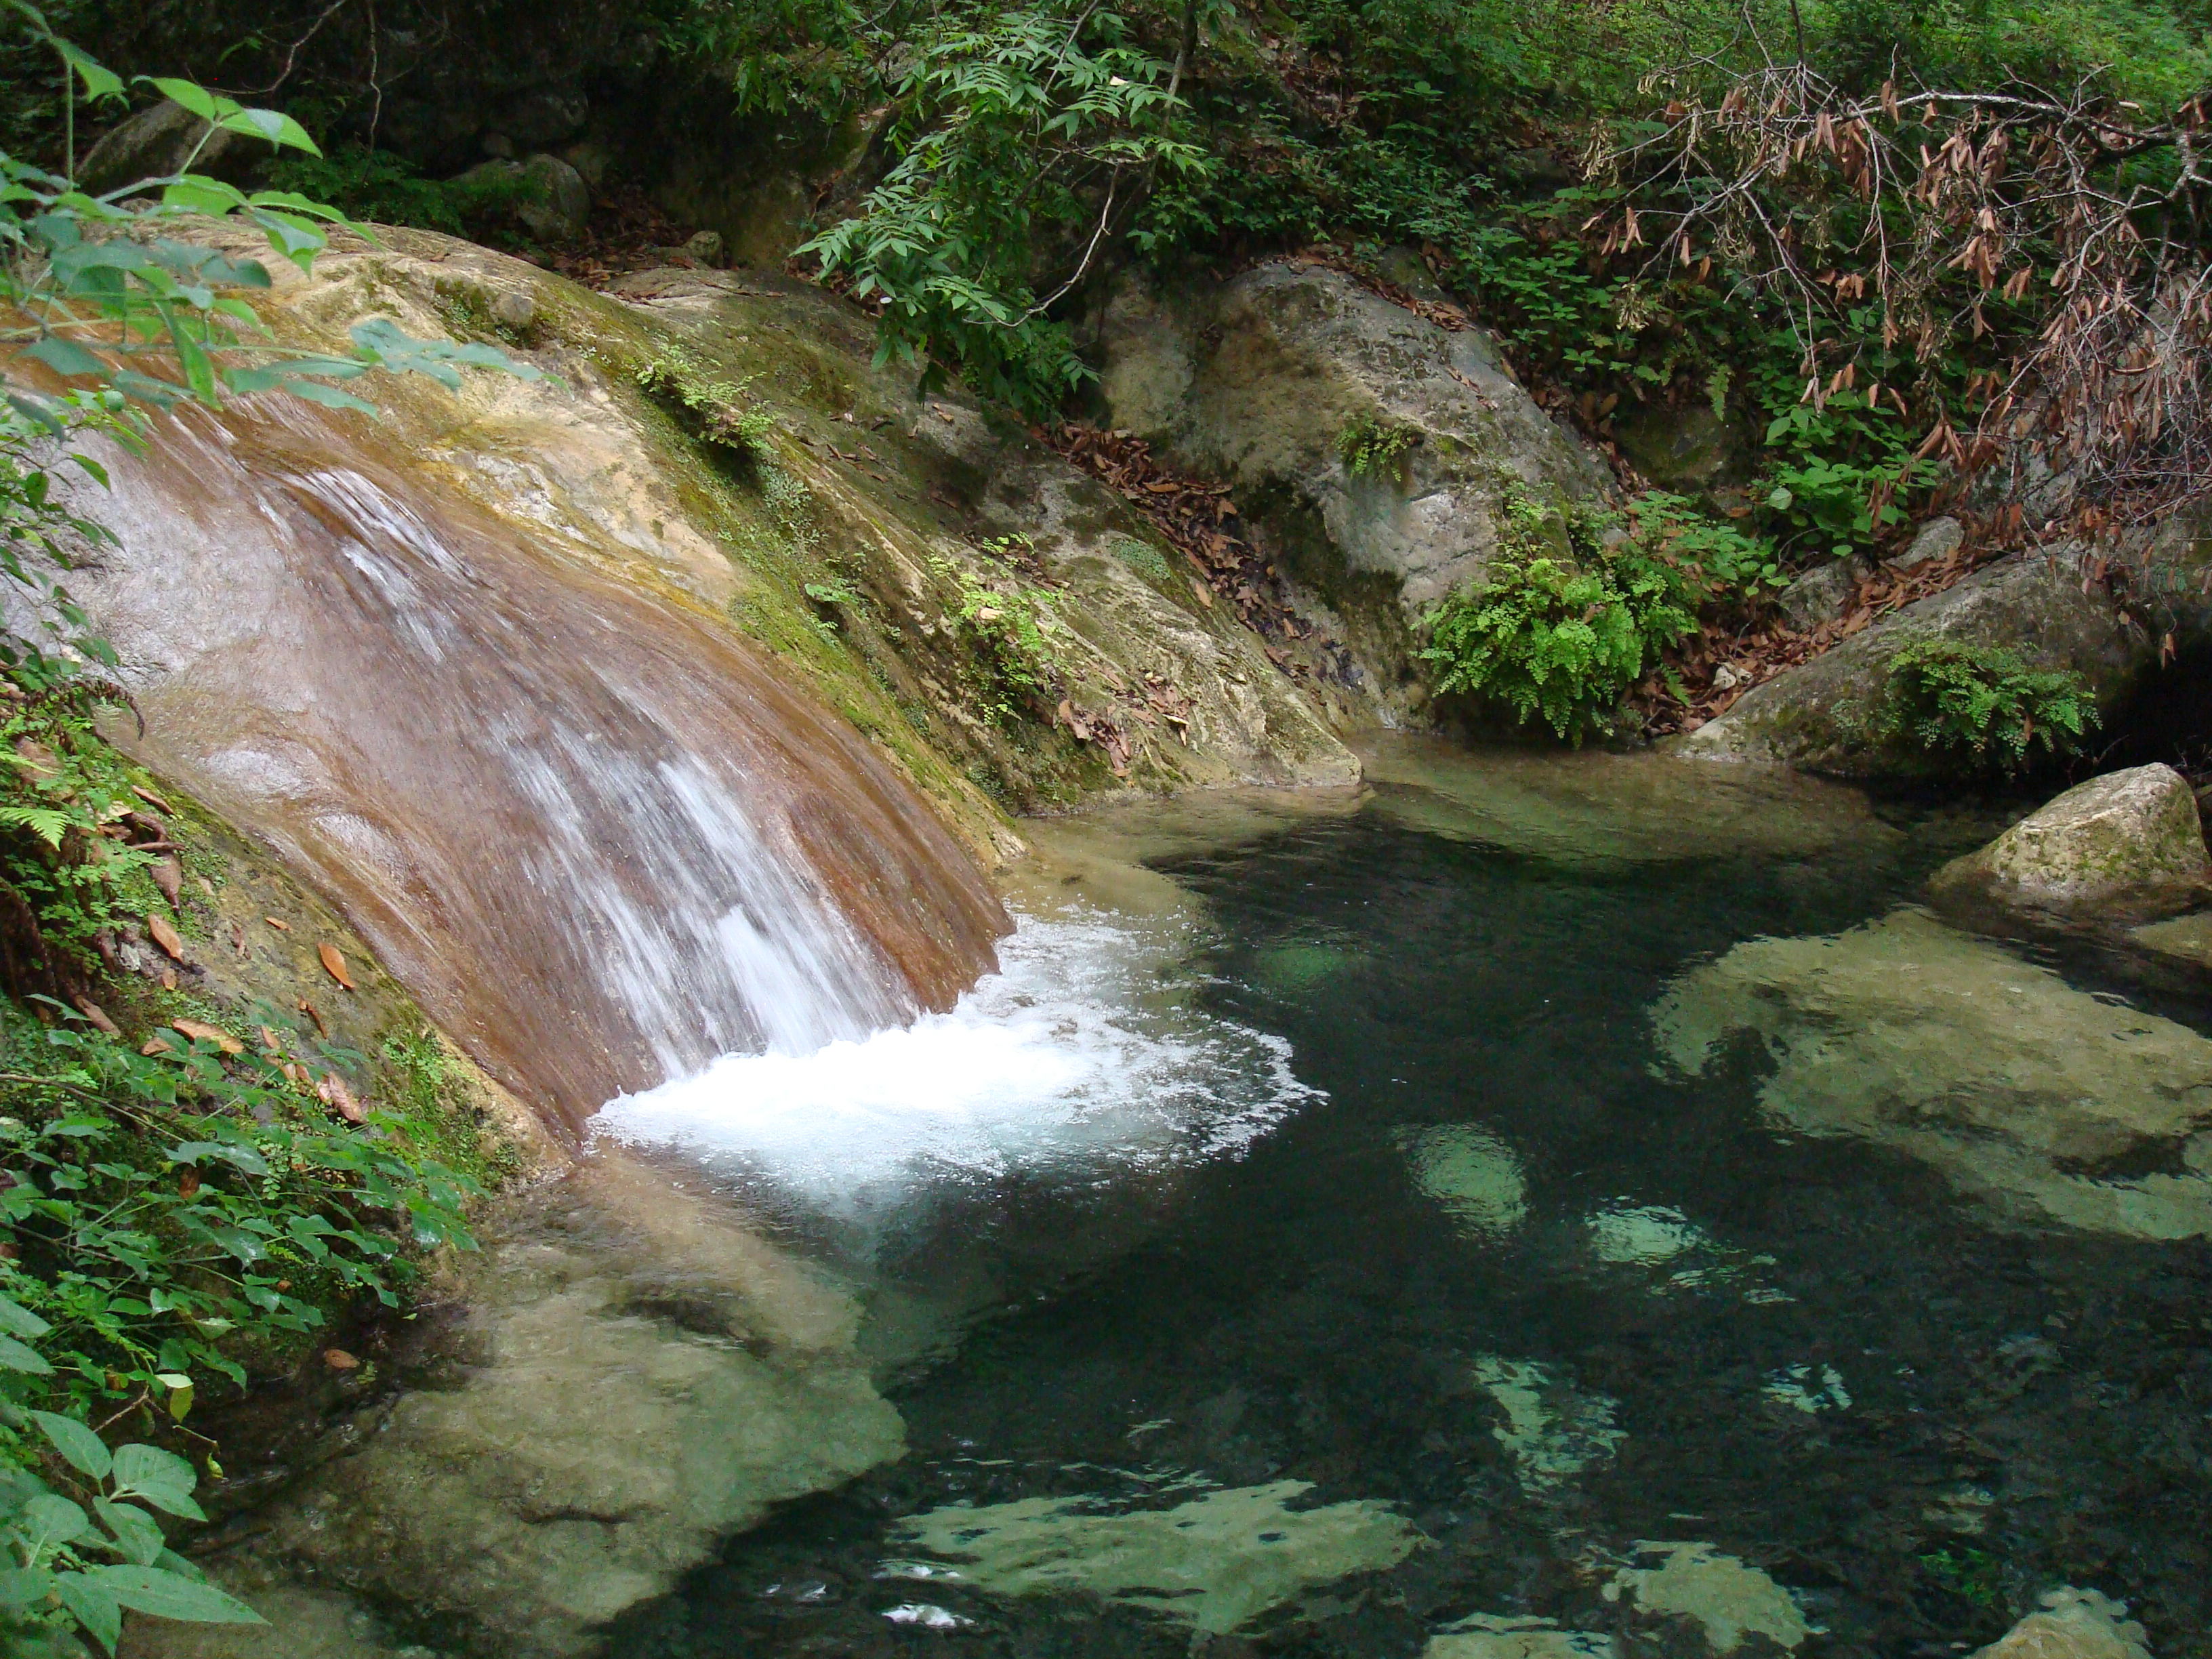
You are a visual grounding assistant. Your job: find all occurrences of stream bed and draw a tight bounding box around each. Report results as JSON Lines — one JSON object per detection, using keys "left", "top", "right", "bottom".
{"left": 580, "top": 739, "right": 2212, "bottom": 1659}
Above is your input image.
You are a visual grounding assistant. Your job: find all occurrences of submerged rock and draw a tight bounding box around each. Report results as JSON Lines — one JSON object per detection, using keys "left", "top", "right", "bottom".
{"left": 1466, "top": 1355, "right": 1624, "bottom": 1492}
{"left": 1929, "top": 764, "right": 2211, "bottom": 920}
{"left": 1427, "top": 1614, "right": 1618, "bottom": 1659}
{"left": 1651, "top": 908, "right": 2212, "bottom": 1238}
{"left": 1603, "top": 1542, "right": 1815, "bottom": 1654}
{"left": 1398, "top": 1123, "right": 1529, "bottom": 1236}
{"left": 888, "top": 1478, "right": 1424, "bottom": 1634}
{"left": 1972, "top": 1589, "right": 2153, "bottom": 1659}
{"left": 1094, "top": 262, "right": 1605, "bottom": 702}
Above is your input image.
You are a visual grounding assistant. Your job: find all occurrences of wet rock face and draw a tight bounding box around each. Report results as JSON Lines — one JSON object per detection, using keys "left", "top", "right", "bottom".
{"left": 1652, "top": 908, "right": 2212, "bottom": 1238}
{"left": 1930, "top": 764, "right": 2212, "bottom": 920}
{"left": 1671, "top": 550, "right": 2150, "bottom": 776}
{"left": 1093, "top": 263, "right": 1606, "bottom": 703}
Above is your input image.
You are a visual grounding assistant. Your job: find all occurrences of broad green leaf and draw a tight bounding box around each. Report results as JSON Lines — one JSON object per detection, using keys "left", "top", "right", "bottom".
{"left": 277, "top": 380, "right": 379, "bottom": 415}
{"left": 20, "top": 338, "right": 105, "bottom": 378}
{"left": 0, "top": 1292, "right": 52, "bottom": 1341}
{"left": 160, "top": 178, "right": 245, "bottom": 217}
{"left": 142, "top": 78, "right": 218, "bottom": 124}
{"left": 0, "top": 1565, "right": 54, "bottom": 1612}
{"left": 216, "top": 108, "right": 322, "bottom": 157}
{"left": 91, "top": 1565, "right": 264, "bottom": 1624}
{"left": 56, "top": 1570, "right": 120, "bottom": 1655}
{"left": 93, "top": 1499, "right": 163, "bottom": 1567}
{"left": 20, "top": 1493, "right": 89, "bottom": 1556}
{"left": 27, "top": 1412, "right": 110, "bottom": 1481}
{"left": 0, "top": 1332, "right": 54, "bottom": 1374}
{"left": 107, "top": 1446, "right": 201, "bottom": 1521}
{"left": 56, "top": 42, "right": 123, "bottom": 103}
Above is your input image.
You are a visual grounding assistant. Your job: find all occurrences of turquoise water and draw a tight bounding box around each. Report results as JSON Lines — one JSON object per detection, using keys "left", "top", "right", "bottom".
{"left": 607, "top": 756, "right": 2212, "bottom": 1659}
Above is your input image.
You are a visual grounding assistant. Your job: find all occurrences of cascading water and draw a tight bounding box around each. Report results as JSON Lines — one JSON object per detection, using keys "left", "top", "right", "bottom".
{"left": 72, "top": 399, "right": 1008, "bottom": 1128}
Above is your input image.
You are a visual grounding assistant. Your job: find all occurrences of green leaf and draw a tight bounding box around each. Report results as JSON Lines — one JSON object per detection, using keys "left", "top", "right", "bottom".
{"left": 56, "top": 42, "right": 123, "bottom": 104}
{"left": 216, "top": 108, "right": 322, "bottom": 157}
{"left": 106, "top": 1446, "right": 201, "bottom": 1522}
{"left": 160, "top": 178, "right": 246, "bottom": 217}
{"left": 0, "top": 1292, "right": 52, "bottom": 1341}
{"left": 28, "top": 1413, "right": 110, "bottom": 1481}
{"left": 0, "top": 1565, "right": 55, "bottom": 1612}
{"left": 142, "top": 78, "right": 218, "bottom": 123}
{"left": 20, "top": 338, "right": 105, "bottom": 378}
{"left": 91, "top": 1565, "right": 264, "bottom": 1624}
{"left": 56, "top": 1570, "right": 120, "bottom": 1655}
{"left": 93, "top": 1499, "right": 163, "bottom": 1568}
{"left": 0, "top": 1332, "right": 54, "bottom": 1374}
{"left": 20, "top": 1493, "right": 89, "bottom": 1556}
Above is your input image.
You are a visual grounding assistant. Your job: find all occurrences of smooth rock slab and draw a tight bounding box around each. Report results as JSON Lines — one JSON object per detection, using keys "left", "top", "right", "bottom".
{"left": 1930, "top": 763, "right": 2210, "bottom": 918}
{"left": 1652, "top": 908, "right": 2212, "bottom": 1238}
{"left": 1972, "top": 1589, "right": 2152, "bottom": 1659}
{"left": 1603, "top": 1542, "right": 1815, "bottom": 1654}
{"left": 890, "top": 1479, "right": 1424, "bottom": 1634}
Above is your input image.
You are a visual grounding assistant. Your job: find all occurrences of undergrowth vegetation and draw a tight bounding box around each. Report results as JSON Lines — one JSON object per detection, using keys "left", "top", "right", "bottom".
{"left": 1420, "top": 489, "right": 1694, "bottom": 741}
{"left": 1879, "top": 639, "right": 2101, "bottom": 771}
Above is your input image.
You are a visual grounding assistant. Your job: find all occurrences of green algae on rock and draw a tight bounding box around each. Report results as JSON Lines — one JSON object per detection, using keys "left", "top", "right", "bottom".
{"left": 1603, "top": 1542, "right": 1816, "bottom": 1654}
{"left": 887, "top": 1478, "right": 1425, "bottom": 1633}
{"left": 1651, "top": 908, "right": 2212, "bottom": 1239}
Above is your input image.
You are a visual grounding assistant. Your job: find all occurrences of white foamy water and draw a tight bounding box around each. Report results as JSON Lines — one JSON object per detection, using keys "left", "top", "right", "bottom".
{"left": 590, "top": 908, "right": 1319, "bottom": 1212}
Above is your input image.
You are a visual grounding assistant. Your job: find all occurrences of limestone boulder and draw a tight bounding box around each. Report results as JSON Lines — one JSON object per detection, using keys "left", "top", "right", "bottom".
{"left": 1093, "top": 262, "right": 1607, "bottom": 705}
{"left": 455, "top": 152, "right": 594, "bottom": 243}
{"left": 1671, "top": 550, "right": 2152, "bottom": 776}
{"left": 1929, "top": 764, "right": 2211, "bottom": 920}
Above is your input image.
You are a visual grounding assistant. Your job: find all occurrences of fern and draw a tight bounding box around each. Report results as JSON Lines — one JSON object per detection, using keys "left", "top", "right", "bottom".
{"left": 1879, "top": 640, "right": 2100, "bottom": 772}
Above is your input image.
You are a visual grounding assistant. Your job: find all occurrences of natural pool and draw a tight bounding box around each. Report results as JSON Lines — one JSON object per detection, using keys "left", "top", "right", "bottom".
{"left": 580, "top": 739, "right": 2212, "bottom": 1659}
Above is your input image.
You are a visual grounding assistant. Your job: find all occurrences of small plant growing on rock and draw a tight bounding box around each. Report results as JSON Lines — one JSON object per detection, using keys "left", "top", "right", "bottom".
{"left": 1879, "top": 640, "right": 2099, "bottom": 773}
{"left": 1420, "top": 489, "right": 1694, "bottom": 741}
{"left": 634, "top": 348, "right": 775, "bottom": 457}
{"left": 1337, "top": 414, "right": 1417, "bottom": 482}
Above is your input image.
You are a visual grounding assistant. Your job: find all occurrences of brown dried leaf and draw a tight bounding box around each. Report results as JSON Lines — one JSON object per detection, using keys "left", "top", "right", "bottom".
{"left": 171, "top": 1019, "right": 243, "bottom": 1055}
{"left": 146, "top": 912, "right": 187, "bottom": 962}
{"left": 264, "top": 916, "right": 291, "bottom": 932}
{"left": 139, "top": 1035, "right": 174, "bottom": 1057}
{"left": 70, "top": 998, "right": 120, "bottom": 1037}
{"left": 318, "top": 943, "right": 356, "bottom": 991}
{"left": 150, "top": 857, "right": 182, "bottom": 907}
{"left": 323, "top": 1349, "right": 360, "bottom": 1371}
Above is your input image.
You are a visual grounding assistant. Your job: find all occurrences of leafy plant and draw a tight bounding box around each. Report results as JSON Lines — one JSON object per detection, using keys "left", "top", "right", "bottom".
{"left": 1337, "top": 413, "right": 1416, "bottom": 480}
{"left": 800, "top": 3, "right": 1206, "bottom": 416}
{"left": 633, "top": 348, "right": 776, "bottom": 455}
{"left": 930, "top": 555, "right": 1060, "bottom": 724}
{"left": 1879, "top": 639, "right": 2100, "bottom": 771}
{"left": 1420, "top": 489, "right": 1694, "bottom": 741}
{"left": 0, "top": 1347, "right": 264, "bottom": 1654}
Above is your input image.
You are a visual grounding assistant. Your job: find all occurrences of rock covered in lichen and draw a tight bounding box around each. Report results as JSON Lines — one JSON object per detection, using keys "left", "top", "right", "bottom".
{"left": 1929, "top": 763, "right": 2210, "bottom": 919}
{"left": 1602, "top": 1542, "right": 1815, "bottom": 1654}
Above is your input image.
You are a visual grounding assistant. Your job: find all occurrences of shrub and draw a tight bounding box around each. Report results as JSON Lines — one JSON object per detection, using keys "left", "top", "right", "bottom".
{"left": 1879, "top": 639, "right": 2100, "bottom": 771}
{"left": 1420, "top": 490, "right": 1694, "bottom": 741}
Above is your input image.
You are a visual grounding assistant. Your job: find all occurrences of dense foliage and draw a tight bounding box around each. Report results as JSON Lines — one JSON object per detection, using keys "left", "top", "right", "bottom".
{"left": 0, "top": 9, "right": 530, "bottom": 1648}
{"left": 1420, "top": 490, "right": 1696, "bottom": 741}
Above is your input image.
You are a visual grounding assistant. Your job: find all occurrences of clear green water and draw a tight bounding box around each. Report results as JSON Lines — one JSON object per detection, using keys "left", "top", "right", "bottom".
{"left": 608, "top": 762, "right": 2212, "bottom": 1659}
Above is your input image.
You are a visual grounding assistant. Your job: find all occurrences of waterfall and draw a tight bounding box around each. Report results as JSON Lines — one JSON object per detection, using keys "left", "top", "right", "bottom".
{"left": 71, "top": 401, "right": 1008, "bottom": 1129}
